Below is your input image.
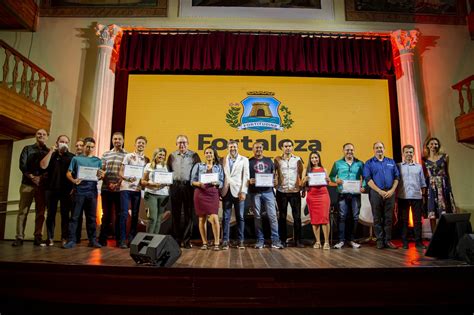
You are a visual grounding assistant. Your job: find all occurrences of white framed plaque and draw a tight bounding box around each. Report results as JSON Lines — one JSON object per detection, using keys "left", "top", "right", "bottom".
{"left": 77, "top": 166, "right": 99, "bottom": 181}
{"left": 200, "top": 173, "right": 219, "bottom": 184}
{"left": 123, "top": 165, "right": 144, "bottom": 179}
{"left": 341, "top": 180, "right": 361, "bottom": 194}
{"left": 255, "top": 173, "right": 274, "bottom": 187}
{"left": 308, "top": 172, "right": 327, "bottom": 186}
{"left": 152, "top": 171, "right": 173, "bottom": 185}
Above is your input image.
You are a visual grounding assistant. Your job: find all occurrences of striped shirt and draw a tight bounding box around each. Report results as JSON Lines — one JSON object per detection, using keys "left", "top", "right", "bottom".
{"left": 101, "top": 148, "right": 127, "bottom": 192}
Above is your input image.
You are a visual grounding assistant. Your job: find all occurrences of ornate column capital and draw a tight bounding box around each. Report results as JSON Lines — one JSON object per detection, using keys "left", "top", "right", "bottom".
{"left": 95, "top": 23, "right": 121, "bottom": 48}
{"left": 390, "top": 29, "right": 420, "bottom": 55}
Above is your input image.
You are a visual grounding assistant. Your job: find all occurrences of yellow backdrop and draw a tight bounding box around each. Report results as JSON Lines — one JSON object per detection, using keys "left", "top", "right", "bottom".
{"left": 125, "top": 75, "right": 392, "bottom": 166}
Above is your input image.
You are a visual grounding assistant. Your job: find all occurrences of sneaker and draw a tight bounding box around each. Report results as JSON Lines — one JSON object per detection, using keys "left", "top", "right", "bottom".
{"left": 88, "top": 241, "right": 102, "bottom": 248}
{"left": 349, "top": 241, "right": 361, "bottom": 249}
{"left": 34, "top": 237, "right": 45, "bottom": 247}
{"left": 221, "top": 241, "right": 229, "bottom": 250}
{"left": 271, "top": 241, "right": 284, "bottom": 249}
{"left": 313, "top": 242, "right": 321, "bottom": 249}
{"left": 183, "top": 242, "right": 192, "bottom": 249}
{"left": 333, "top": 241, "right": 345, "bottom": 249}
{"left": 415, "top": 242, "right": 427, "bottom": 249}
{"left": 63, "top": 241, "right": 76, "bottom": 249}
{"left": 119, "top": 242, "right": 128, "bottom": 249}
{"left": 12, "top": 239, "right": 23, "bottom": 247}
{"left": 237, "top": 241, "right": 245, "bottom": 249}
{"left": 402, "top": 242, "right": 409, "bottom": 249}
{"left": 254, "top": 241, "right": 264, "bottom": 249}
{"left": 376, "top": 241, "right": 385, "bottom": 249}
{"left": 323, "top": 243, "right": 330, "bottom": 250}
{"left": 99, "top": 240, "right": 108, "bottom": 247}
{"left": 45, "top": 239, "right": 54, "bottom": 247}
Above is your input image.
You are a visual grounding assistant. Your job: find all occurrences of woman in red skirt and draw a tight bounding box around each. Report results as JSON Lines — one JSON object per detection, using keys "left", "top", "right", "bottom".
{"left": 303, "top": 151, "right": 331, "bottom": 250}
{"left": 191, "top": 146, "right": 224, "bottom": 250}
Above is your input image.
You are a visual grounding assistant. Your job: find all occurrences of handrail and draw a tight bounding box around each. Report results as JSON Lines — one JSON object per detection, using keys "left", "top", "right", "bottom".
{"left": 451, "top": 75, "right": 473, "bottom": 116}
{"left": 0, "top": 39, "right": 55, "bottom": 108}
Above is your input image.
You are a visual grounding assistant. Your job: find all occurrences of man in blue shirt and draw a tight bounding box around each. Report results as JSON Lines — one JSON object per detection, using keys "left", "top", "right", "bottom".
{"left": 63, "top": 137, "right": 104, "bottom": 249}
{"left": 329, "top": 143, "right": 365, "bottom": 249}
{"left": 397, "top": 144, "right": 427, "bottom": 250}
{"left": 363, "top": 142, "right": 399, "bottom": 249}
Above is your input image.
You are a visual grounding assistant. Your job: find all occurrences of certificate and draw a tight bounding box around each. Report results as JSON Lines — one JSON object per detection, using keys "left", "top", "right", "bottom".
{"left": 200, "top": 173, "right": 219, "bottom": 184}
{"left": 77, "top": 166, "right": 99, "bottom": 181}
{"left": 255, "top": 173, "right": 274, "bottom": 187}
{"left": 308, "top": 172, "right": 327, "bottom": 186}
{"left": 123, "top": 165, "right": 144, "bottom": 179}
{"left": 342, "top": 180, "right": 361, "bottom": 194}
{"left": 152, "top": 171, "right": 173, "bottom": 185}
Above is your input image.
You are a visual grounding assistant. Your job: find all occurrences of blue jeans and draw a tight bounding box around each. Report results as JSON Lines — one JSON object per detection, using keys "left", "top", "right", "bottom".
{"left": 120, "top": 190, "right": 142, "bottom": 242}
{"left": 68, "top": 191, "right": 97, "bottom": 243}
{"left": 251, "top": 191, "right": 279, "bottom": 242}
{"left": 222, "top": 192, "right": 245, "bottom": 242}
{"left": 338, "top": 194, "right": 361, "bottom": 242}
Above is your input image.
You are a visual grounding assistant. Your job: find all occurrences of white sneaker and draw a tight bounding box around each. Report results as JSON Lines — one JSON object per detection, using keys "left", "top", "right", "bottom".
{"left": 350, "top": 241, "right": 361, "bottom": 249}
{"left": 333, "top": 241, "right": 344, "bottom": 249}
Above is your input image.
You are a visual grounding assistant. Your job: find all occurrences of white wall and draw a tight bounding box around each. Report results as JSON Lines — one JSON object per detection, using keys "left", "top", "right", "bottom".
{"left": 1, "top": 1, "right": 473, "bottom": 239}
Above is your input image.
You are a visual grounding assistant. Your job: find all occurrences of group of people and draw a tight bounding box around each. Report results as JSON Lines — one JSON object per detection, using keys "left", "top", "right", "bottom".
{"left": 12, "top": 129, "right": 456, "bottom": 252}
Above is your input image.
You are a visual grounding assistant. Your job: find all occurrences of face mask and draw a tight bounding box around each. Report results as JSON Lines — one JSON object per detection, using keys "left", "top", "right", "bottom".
{"left": 58, "top": 143, "right": 69, "bottom": 151}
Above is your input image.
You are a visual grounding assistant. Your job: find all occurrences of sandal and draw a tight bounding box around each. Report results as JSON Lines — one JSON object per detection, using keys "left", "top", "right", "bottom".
{"left": 212, "top": 245, "right": 220, "bottom": 251}
{"left": 313, "top": 242, "right": 321, "bottom": 249}
{"left": 200, "top": 244, "right": 208, "bottom": 250}
{"left": 323, "top": 243, "right": 330, "bottom": 250}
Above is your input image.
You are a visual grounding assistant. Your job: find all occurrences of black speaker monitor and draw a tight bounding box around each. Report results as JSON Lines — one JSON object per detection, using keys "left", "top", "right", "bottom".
{"left": 425, "top": 213, "right": 472, "bottom": 259}
{"left": 130, "top": 233, "right": 181, "bottom": 267}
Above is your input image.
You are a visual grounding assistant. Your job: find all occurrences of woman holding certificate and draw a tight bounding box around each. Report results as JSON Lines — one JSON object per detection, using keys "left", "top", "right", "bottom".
{"left": 302, "top": 151, "right": 330, "bottom": 250}
{"left": 141, "top": 148, "right": 170, "bottom": 235}
{"left": 191, "top": 147, "right": 224, "bottom": 251}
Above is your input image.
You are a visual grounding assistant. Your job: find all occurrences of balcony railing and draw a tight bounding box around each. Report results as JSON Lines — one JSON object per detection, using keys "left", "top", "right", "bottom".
{"left": 452, "top": 75, "right": 474, "bottom": 143}
{"left": 0, "top": 39, "right": 54, "bottom": 108}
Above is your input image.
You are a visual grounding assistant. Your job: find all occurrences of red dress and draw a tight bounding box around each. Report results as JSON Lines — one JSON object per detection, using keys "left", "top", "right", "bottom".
{"left": 306, "top": 167, "right": 330, "bottom": 225}
{"left": 194, "top": 169, "right": 219, "bottom": 216}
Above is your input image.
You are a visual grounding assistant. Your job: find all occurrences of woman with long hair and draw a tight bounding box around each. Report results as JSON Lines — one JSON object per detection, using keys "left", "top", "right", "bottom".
{"left": 191, "top": 146, "right": 224, "bottom": 250}
{"left": 422, "top": 137, "right": 456, "bottom": 231}
{"left": 141, "top": 148, "right": 170, "bottom": 235}
{"left": 302, "top": 151, "right": 331, "bottom": 250}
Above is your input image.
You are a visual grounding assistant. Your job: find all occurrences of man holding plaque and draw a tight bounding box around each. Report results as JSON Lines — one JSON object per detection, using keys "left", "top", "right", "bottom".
{"left": 64, "top": 137, "right": 104, "bottom": 249}
{"left": 99, "top": 132, "right": 127, "bottom": 248}
{"left": 248, "top": 142, "right": 283, "bottom": 249}
{"left": 397, "top": 144, "right": 427, "bottom": 249}
{"left": 329, "top": 143, "right": 365, "bottom": 249}
{"left": 363, "top": 142, "right": 400, "bottom": 249}
{"left": 274, "top": 140, "right": 304, "bottom": 248}
{"left": 167, "top": 135, "right": 201, "bottom": 249}
{"left": 119, "top": 136, "right": 148, "bottom": 246}
{"left": 221, "top": 140, "right": 250, "bottom": 249}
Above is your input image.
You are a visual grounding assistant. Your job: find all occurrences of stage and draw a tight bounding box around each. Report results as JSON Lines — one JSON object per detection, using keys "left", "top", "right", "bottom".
{"left": 0, "top": 240, "right": 473, "bottom": 314}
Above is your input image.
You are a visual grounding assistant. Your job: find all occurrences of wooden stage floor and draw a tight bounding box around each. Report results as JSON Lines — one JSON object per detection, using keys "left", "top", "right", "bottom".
{"left": 0, "top": 240, "right": 473, "bottom": 314}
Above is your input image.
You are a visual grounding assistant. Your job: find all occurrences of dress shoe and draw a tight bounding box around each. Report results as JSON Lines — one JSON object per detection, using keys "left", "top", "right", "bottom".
{"left": 63, "top": 241, "right": 76, "bottom": 249}
{"left": 295, "top": 242, "right": 305, "bottom": 248}
{"left": 88, "top": 241, "right": 102, "bottom": 248}
{"left": 415, "top": 242, "right": 427, "bottom": 249}
{"left": 12, "top": 239, "right": 23, "bottom": 247}
{"left": 385, "top": 241, "right": 398, "bottom": 249}
{"left": 221, "top": 241, "right": 229, "bottom": 250}
{"left": 183, "top": 242, "right": 192, "bottom": 249}
{"left": 34, "top": 237, "right": 45, "bottom": 247}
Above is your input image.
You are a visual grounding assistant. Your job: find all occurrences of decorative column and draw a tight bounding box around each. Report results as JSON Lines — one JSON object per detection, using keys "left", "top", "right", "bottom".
{"left": 92, "top": 23, "right": 121, "bottom": 157}
{"left": 391, "top": 30, "right": 423, "bottom": 162}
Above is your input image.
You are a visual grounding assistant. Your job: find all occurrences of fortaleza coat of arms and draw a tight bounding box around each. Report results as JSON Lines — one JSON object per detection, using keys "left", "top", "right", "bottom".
{"left": 225, "top": 91, "right": 293, "bottom": 132}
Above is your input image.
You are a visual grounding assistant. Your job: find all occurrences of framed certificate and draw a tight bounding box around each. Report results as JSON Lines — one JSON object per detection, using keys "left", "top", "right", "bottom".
{"left": 152, "top": 171, "right": 173, "bottom": 185}
{"left": 123, "top": 165, "right": 144, "bottom": 179}
{"left": 255, "top": 173, "right": 274, "bottom": 187}
{"left": 200, "top": 173, "right": 219, "bottom": 184}
{"left": 342, "top": 180, "right": 361, "bottom": 194}
{"left": 308, "top": 172, "right": 327, "bottom": 186}
{"left": 77, "top": 166, "right": 99, "bottom": 181}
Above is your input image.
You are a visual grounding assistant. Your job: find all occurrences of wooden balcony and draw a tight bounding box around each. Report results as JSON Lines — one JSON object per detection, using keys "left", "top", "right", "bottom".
{"left": 452, "top": 75, "right": 474, "bottom": 143}
{"left": 0, "top": 40, "right": 53, "bottom": 140}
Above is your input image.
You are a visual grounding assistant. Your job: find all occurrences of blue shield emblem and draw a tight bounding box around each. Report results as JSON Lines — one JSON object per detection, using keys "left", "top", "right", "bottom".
{"left": 239, "top": 96, "right": 282, "bottom": 132}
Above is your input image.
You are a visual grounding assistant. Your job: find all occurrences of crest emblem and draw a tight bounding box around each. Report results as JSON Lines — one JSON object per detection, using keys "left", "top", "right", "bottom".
{"left": 225, "top": 91, "right": 293, "bottom": 132}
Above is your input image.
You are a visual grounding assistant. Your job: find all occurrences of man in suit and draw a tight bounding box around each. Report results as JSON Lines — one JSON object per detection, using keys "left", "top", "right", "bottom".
{"left": 221, "top": 140, "right": 250, "bottom": 249}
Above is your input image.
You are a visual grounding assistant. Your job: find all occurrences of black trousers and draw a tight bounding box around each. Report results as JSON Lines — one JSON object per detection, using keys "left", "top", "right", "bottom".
{"left": 170, "top": 182, "right": 194, "bottom": 245}
{"left": 46, "top": 190, "right": 73, "bottom": 240}
{"left": 369, "top": 190, "right": 395, "bottom": 243}
{"left": 276, "top": 191, "right": 302, "bottom": 244}
{"left": 398, "top": 198, "right": 423, "bottom": 244}
{"left": 99, "top": 190, "right": 121, "bottom": 243}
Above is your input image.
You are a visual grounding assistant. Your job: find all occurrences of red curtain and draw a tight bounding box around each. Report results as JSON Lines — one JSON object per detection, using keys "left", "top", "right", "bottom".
{"left": 116, "top": 31, "right": 393, "bottom": 75}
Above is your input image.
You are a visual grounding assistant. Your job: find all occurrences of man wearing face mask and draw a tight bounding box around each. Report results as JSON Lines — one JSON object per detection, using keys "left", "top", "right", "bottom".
{"left": 363, "top": 141, "right": 400, "bottom": 249}
{"left": 12, "top": 129, "right": 50, "bottom": 247}
{"left": 40, "top": 135, "right": 75, "bottom": 246}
